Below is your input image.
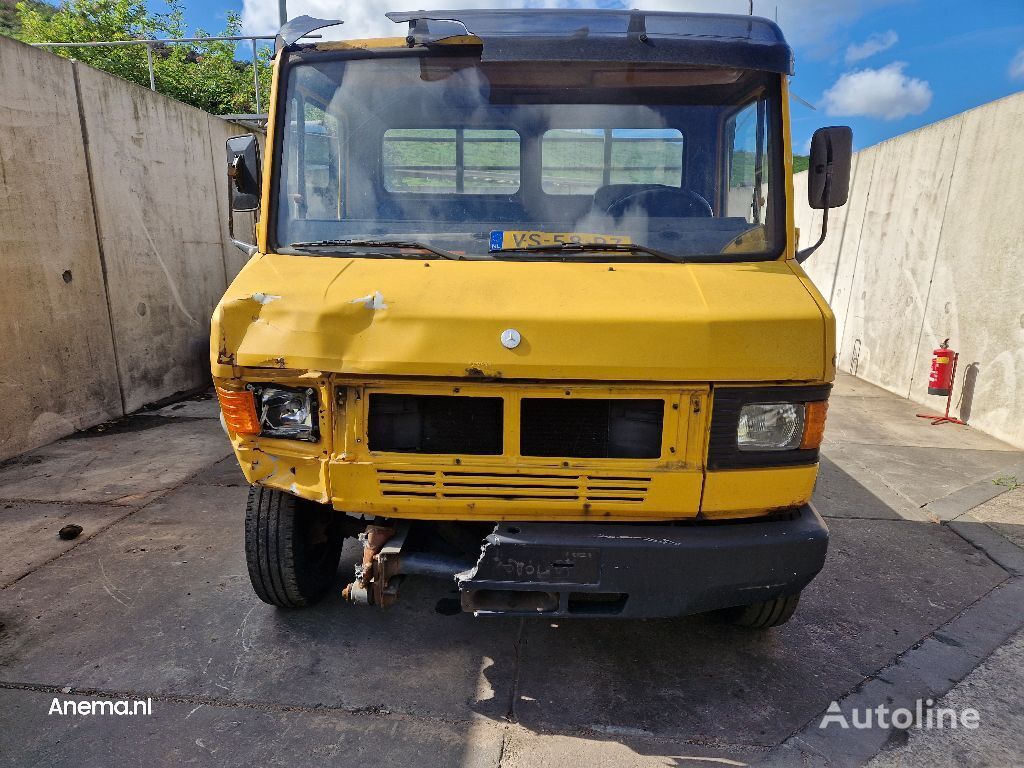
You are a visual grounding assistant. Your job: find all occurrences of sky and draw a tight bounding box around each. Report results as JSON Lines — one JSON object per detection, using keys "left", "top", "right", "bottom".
{"left": 176, "top": 0, "right": 1024, "bottom": 150}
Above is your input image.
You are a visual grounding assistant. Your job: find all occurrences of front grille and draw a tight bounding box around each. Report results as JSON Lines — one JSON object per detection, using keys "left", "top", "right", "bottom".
{"left": 368, "top": 394, "right": 503, "bottom": 455}
{"left": 520, "top": 398, "right": 664, "bottom": 458}
{"left": 376, "top": 469, "right": 650, "bottom": 503}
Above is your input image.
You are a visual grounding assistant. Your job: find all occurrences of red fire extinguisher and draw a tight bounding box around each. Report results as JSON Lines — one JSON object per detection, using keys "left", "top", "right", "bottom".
{"left": 927, "top": 339, "right": 955, "bottom": 396}
{"left": 917, "top": 339, "right": 966, "bottom": 426}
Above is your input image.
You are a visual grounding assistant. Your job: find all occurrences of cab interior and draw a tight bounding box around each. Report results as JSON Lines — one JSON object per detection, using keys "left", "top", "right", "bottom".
{"left": 275, "top": 54, "right": 782, "bottom": 258}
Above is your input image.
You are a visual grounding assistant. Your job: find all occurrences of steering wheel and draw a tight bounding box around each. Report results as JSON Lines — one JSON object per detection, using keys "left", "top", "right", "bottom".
{"left": 605, "top": 187, "right": 713, "bottom": 219}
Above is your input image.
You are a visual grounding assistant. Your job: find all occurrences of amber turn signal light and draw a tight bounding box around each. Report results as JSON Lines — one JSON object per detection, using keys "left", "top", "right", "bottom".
{"left": 216, "top": 386, "right": 260, "bottom": 435}
{"left": 800, "top": 400, "right": 829, "bottom": 449}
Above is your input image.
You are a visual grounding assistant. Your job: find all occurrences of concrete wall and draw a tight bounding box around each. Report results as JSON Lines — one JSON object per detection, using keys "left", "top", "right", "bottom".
{"left": 3, "top": 31, "right": 1020, "bottom": 456}
{"left": 0, "top": 35, "right": 256, "bottom": 460}
{"left": 0, "top": 38, "right": 122, "bottom": 456}
{"left": 795, "top": 91, "right": 1024, "bottom": 449}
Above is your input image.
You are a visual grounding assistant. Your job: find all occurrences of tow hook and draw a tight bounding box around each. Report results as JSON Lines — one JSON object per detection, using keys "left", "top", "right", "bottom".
{"left": 341, "top": 522, "right": 403, "bottom": 606}
{"left": 341, "top": 521, "right": 474, "bottom": 609}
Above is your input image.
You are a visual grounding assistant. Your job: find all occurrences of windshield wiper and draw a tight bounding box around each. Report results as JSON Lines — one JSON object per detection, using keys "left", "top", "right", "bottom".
{"left": 490, "top": 242, "right": 687, "bottom": 263}
{"left": 287, "top": 239, "right": 462, "bottom": 260}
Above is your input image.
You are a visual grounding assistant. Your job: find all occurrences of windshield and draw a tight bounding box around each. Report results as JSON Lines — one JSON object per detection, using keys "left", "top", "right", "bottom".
{"left": 273, "top": 49, "right": 784, "bottom": 262}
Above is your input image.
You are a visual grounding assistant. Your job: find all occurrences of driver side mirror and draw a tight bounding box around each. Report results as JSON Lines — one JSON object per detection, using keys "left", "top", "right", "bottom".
{"left": 227, "top": 135, "right": 261, "bottom": 211}
{"left": 225, "top": 135, "right": 261, "bottom": 254}
{"left": 796, "top": 126, "right": 853, "bottom": 264}
{"left": 807, "top": 126, "right": 852, "bottom": 210}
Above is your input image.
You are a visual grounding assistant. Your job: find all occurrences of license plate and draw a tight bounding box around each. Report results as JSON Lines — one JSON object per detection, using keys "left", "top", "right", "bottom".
{"left": 481, "top": 545, "right": 601, "bottom": 585}
{"left": 489, "top": 230, "right": 631, "bottom": 251}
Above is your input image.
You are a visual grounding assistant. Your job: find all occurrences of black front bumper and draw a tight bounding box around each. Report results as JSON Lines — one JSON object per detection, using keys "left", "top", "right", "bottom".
{"left": 458, "top": 505, "right": 829, "bottom": 618}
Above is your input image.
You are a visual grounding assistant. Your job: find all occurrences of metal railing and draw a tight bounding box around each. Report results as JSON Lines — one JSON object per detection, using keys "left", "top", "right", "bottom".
{"left": 31, "top": 34, "right": 297, "bottom": 114}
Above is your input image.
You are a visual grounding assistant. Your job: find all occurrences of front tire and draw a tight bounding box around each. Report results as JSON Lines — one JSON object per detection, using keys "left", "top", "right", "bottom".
{"left": 244, "top": 486, "right": 343, "bottom": 608}
{"left": 716, "top": 593, "right": 801, "bottom": 629}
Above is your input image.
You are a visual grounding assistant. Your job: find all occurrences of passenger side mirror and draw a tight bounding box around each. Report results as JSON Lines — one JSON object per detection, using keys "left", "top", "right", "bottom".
{"left": 225, "top": 135, "right": 261, "bottom": 255}
{"left": 807, "top": 126, "right": 852, "bottom": 210}
{"left": 796, "top": 126, "right": 853, "bottom": 264}
{"left": 226, "top": 135, "right": 261, "bottom": 211}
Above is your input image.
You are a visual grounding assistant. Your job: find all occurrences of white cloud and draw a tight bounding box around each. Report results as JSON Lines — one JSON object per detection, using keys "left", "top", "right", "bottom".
{"left": 822, "top": 62, "right": 932, "bottom": 120}
{"left": 242, "top": 0, "right": 899, "bottom": 53}
{"left": 632, "top": 0, "right": 897, "bottom": 49}
{"left": 844, "top": 29, "right": 897, "bottom": 64}
{"left": 1010, "top": 48, "right": 1024, "bottom": 80}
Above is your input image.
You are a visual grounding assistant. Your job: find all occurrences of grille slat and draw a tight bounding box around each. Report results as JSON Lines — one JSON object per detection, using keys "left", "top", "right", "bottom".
{"left": 444, "top": 492, "right": 582, "bottom": 501}
{"left": 443, "top": 482, "right": 579, "bottom": 490}
{"left": 375, "top": 469, "right": 649, "bottom": 503}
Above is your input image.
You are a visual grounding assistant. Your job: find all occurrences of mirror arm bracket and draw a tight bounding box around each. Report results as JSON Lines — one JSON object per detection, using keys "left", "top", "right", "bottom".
{"left": 231, "top": 238, "right": 259, "bottom": 257}
{"left": 796, "top": 158, "right": 833, "bottom": 264}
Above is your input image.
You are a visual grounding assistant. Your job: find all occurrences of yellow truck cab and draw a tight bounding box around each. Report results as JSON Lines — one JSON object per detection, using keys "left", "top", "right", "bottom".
{"left": 213, "top": 8, "right": 853, "bottom": 626}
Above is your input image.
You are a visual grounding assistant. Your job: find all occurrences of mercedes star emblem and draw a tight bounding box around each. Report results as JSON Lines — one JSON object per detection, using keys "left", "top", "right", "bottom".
{"left": 500, "top": 328, "right": 522, "bottom": 349}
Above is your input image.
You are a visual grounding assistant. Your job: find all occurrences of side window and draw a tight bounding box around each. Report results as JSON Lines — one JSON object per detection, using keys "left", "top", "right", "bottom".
{"left": 541, "top": 129, "right": 684, "bottom": 195}
{"left": 382, "top": 129, "right": 520, "bottom": 194}
{"left": 725, "top": 98, "right": 770, "bottom": 224}
{"left": 283, "top": 101, "right": 342, "bottom": 221}
{"left": 464, "top": 130, "right": 520, "bottom": 193}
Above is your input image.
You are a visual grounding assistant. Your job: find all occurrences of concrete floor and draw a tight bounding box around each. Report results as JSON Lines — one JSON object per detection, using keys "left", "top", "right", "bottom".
{"left": 1, "top": 375, "right": 1023, "bottom": 767}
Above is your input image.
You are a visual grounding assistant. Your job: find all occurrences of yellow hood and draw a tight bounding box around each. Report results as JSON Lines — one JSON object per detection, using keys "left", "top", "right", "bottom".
{"left": 212, "top": 253, "right": 831, "bottom": 382}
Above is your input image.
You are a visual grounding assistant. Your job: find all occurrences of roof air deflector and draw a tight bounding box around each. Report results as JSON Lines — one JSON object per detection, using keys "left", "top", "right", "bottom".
{"left": 277, "top": 15, "right": 343, "bottom": 51}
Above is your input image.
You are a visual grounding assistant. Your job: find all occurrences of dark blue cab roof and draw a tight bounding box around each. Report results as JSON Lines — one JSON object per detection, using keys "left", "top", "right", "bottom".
{"left": 386, "top": 9, "right": 793, "bottom": 74}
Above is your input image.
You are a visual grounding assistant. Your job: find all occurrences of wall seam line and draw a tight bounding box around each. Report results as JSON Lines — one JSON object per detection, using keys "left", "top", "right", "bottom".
{"left": 827, "top": 160, "right": 860, "bottom": 305}
{"left": 836, "top": 149, "right": 879, "bottom": 368}
{"left": 72, "top": 63, "right": 127, "bottom": 417}
{"left": 906, "top": 115, "right": 966, "bottom": 399}
{"left": 206, "top": 117, "right": 232, "bottom": 290}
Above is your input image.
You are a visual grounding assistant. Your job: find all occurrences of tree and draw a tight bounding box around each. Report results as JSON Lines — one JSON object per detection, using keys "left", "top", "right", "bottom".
{"left": 1, "top": 0, "right": 53, "bottom": 37}
{"left": 13, "top": 0, "right": 271, "bottom": 115}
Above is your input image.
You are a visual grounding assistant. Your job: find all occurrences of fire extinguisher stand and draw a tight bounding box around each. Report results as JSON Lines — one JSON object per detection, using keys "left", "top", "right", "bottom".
{"left": 916, "top": 350, "right": 967, "bottom": 426}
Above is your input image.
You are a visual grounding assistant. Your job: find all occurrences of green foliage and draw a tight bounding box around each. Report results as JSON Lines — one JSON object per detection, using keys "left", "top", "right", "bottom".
{"left": 994, "top": 475, "right": 1022, "bottom": 490}
{"left": 383, "top": 129, "right": 685, "bottom": 190}
{"left": 1, "top": 0, "right": 53, "bottom": 37}
{"left": 12, "top": 0, "right": 270, "bottom": 114}
{"left": 542, "top": 130, "right": 682, "bottom": 186}
{"left": 734, "top": 150, "right": 808, "bottom": 178}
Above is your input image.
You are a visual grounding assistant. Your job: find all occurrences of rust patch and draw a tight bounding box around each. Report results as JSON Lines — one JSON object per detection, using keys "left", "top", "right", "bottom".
{"left": 464, "top": 365, "right": 502, "bottom": 379}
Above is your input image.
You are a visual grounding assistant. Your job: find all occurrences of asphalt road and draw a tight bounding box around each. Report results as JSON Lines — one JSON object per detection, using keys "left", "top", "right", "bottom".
{"left": 1, "top": 374, "right": 1022, "bottom": 767}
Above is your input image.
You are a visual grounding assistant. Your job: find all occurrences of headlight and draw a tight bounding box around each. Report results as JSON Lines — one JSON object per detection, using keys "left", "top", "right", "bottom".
{"left": 708, "top": 386, "right": 830, "bottom": 469}
{"left": 737, "top": 403, "right": 805, "bottom": 451}
{"left": 251, "top": 385, "right": 319, "bottom": 441}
